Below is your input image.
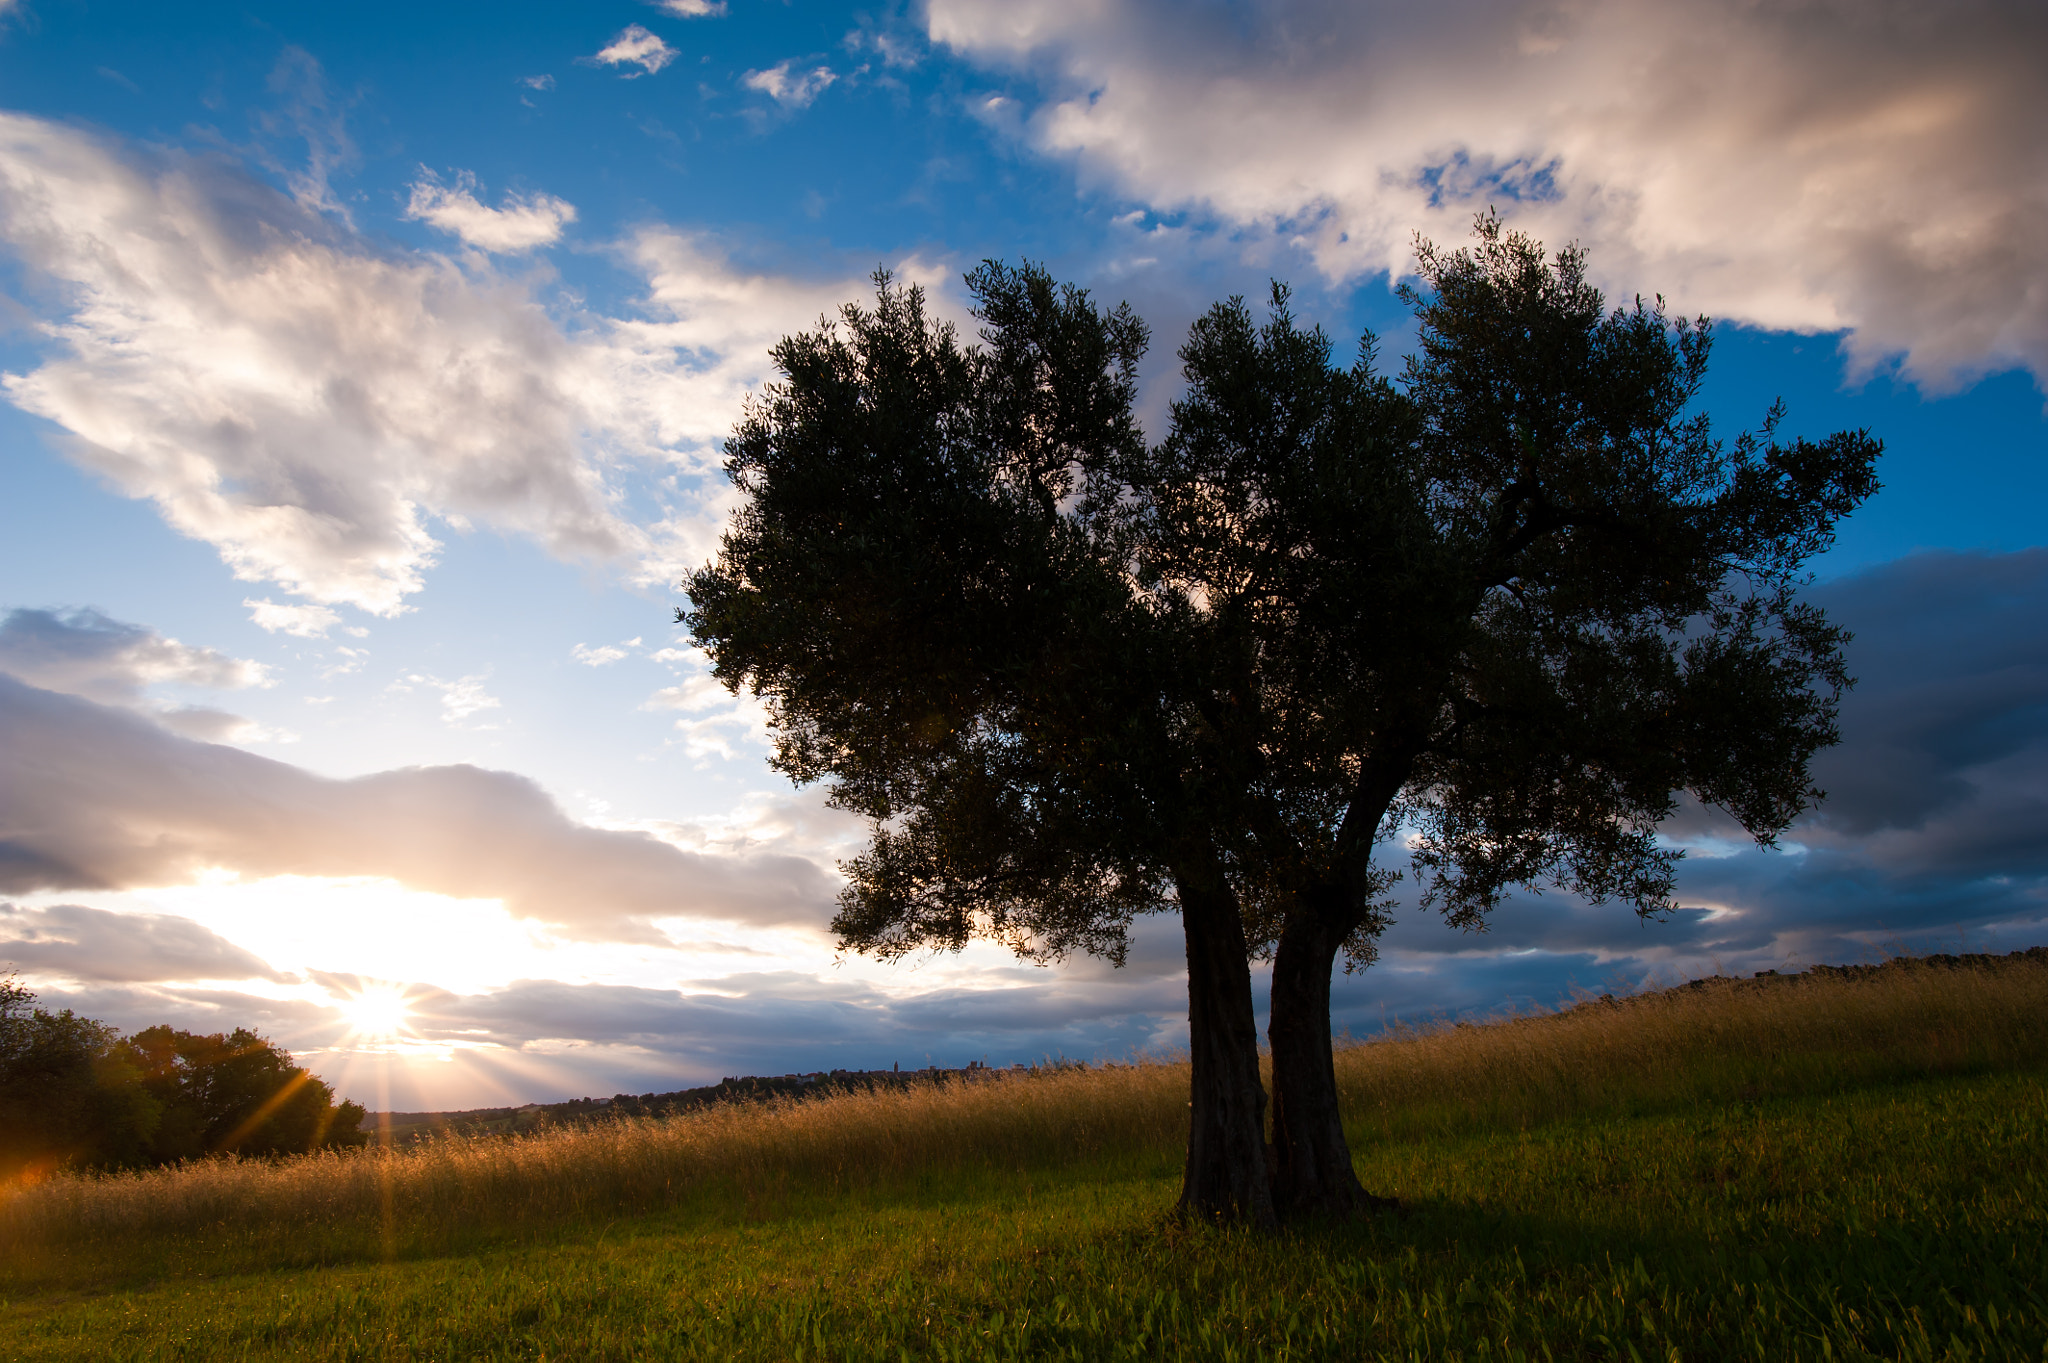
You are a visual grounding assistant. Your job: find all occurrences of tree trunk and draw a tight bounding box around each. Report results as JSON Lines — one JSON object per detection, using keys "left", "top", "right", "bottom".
{"left": 1173, "top": 860, "right": 1277, "bottom": 1229}
{"left": 1267, "top": 889, "right": 1395, "bottom": 1217}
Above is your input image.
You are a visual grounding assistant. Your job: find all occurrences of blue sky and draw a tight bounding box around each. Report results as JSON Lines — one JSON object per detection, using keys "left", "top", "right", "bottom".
{"left": 0, "top": 0, "right": 2043, "bottom": 1110}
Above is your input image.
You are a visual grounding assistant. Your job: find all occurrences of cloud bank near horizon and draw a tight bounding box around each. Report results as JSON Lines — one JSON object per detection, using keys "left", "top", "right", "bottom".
{"left": 931, "top": 0, "right": 2048, "bottom": 389}
{"left": 0, "top": 673, "right": 841, "bottom": 942}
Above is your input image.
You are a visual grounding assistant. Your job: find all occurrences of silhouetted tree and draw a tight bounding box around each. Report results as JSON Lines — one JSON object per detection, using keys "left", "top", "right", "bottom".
{"left": 1206, "top": 221, "right": 1879, "bottom": 1213}
{"left": 0, "top": 978, "right": 159, "bottom": 1179}
{"left": 131, "top": 1025, "right": 366, "bottom": 1159}
{"left": 0, "top": 975, "right": 364, "bottom": 1176}
{"left": 684, "top": 217, "right": 1879, "bottom": 1223}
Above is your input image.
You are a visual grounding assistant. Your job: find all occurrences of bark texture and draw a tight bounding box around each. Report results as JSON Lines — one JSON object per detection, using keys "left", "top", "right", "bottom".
{"left": 1174, "top": 864, "right": 1277, "bottom": 1229}
{"left": 1267, "top": 893, "right": 1394, "bottom": 1217}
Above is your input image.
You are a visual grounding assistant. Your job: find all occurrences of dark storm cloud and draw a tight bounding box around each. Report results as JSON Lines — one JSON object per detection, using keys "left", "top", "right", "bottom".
{"left": 1357, "top": 550, "right": 2048, "bottom": 1009}
{"left": 1801, "top": 549, "right": 2048, "bottom": 869}
{"left": 0, "top": 674, "right": 840, "bottom": 941}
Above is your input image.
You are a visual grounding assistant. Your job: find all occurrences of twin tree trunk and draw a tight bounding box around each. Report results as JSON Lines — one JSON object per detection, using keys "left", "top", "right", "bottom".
{"left": 1177, "top": 873, "right": 1392, "bottom": 1225}
{"left": 1268, "top": 892, "right": 1390, "bottom": 1216}
{"left": 1173, "top": 859, "right": 1278, "bottom": 1228}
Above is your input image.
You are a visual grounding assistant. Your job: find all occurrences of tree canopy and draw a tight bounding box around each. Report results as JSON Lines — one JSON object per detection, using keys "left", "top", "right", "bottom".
{"left": 0, "top": 977, "right": 365, "bottom": 1181}
{"left": 684, "top": 217, "right": 1880, "bottom": 1223}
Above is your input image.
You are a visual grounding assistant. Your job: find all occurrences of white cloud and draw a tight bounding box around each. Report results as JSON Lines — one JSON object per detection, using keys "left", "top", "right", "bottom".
{"left": 656, "top": 0, "right": 726, "bottom": 15}
{"left": 0, "top": 608, "right": 287, "bottom": 747}
{"left": 929, "top": 0, "right": 2048, "bottom": 389}
{"left": 321, "top": 645, "right": 369, "bottom": 679}
{"left": 154, "top": 706, "right": 297, "bottom": 746}
{"left": 406, "top": 170, "right": 577, "bottom": 253}
{"left": 572, "top": 642, "right": 629, "bottom": 666}
{"left": 403, "top": 673, "right": 502, "bottom": 726}
{"left": 0, "top": 114, "right": 637, "bottom": 616}
{"left": 583, "top": 230, "right": 924, "bottom": 470}
{"left": 644, "top": 675, "right": 728, "bottom": 712}
{"left": 0, "top": 607, "right": 268, "bottom": 704}
{"left": 520, "top": 74, "right": 555, "bottom": 91}
{"left": 845, "top": 23, "right": 923, "bottom": 68}
{"left": 439, "top": 677, "right": 500, "bottom": 724}
{"left": 743, "top": 61, "right": 838, "bottom": 108}
{"left": 643, "top": 669, "right": 769, "bottom": 760}
{"left": 595, "top": 24, "right": 677, "bottom": 76}
{"left": 245, "top": 597, "right": 343, "bottom": 639}
{"left": 0, "top": 116, "right": 921, "bottom": 618}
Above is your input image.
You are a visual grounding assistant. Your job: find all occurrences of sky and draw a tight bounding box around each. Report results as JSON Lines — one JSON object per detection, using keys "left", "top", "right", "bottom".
{"left": 0, "top": 0, "right": 2043, "bottom": 1112}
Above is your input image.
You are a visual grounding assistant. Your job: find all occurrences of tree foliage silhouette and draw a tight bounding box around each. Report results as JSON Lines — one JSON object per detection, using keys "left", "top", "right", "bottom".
{"left": 684, "top": 217, "right": 1879, "bottom": 1222}
{"left": 0, "top": 977, "right": 365, "bottom": 1178}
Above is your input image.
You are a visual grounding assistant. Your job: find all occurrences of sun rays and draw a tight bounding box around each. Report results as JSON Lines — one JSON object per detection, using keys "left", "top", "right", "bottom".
{"left": 332, "top": 981, "right": 420, "bottom": 1044}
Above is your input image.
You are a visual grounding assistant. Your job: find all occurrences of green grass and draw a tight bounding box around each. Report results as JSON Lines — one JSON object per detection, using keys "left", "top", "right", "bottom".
{"left": 4, "top": 959, "right": 2045, "bottom": 1360}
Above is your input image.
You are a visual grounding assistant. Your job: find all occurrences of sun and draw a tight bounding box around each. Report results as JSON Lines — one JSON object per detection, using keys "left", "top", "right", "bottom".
{"left": 335, "top": 984, "right": 414, "bottom": 1041}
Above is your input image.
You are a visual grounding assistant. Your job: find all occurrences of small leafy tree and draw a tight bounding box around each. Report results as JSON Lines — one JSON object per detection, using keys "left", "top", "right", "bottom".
{"left": 0, "top": 978, "right": 159, "bottom": 1179}
{"left": 131, "top": 1025, "right": 366, "bottom": 1159}
{"left": 684, "top": 218, "right": 1879, "bottom": 1223}
{"left": 0, "top": 975, "right": 364, "bottom": 1177}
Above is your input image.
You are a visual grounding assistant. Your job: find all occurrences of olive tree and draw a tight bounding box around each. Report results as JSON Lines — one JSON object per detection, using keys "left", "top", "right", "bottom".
{"left": 683, "top": 219, "right": 1879, "bottom": 1222}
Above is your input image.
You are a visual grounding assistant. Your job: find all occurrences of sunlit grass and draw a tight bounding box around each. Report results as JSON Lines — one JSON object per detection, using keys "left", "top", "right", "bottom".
{"left": 1, "top": 953, "right": 2043, "bottom": 1360}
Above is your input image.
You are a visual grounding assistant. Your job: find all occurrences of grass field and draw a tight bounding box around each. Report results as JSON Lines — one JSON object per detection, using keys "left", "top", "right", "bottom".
{"left": 2, "top": 953, "right": 2044, "bottom": 1361}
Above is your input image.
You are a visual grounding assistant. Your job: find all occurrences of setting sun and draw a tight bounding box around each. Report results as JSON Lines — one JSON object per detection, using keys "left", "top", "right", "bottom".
{"left": 335, "top": 985, "right": 413, "bottom": 1041}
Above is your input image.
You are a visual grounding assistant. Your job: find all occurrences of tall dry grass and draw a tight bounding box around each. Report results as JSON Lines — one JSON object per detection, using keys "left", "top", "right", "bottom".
{"left": 2, "top": 952, "right": 2041, "bottom": 1258}
{"left": 1332, "top": 952, "right": 2048, "bottom": 1141}
{"left": 0, "top": 1059, "right": 1189, "bottom": 1255}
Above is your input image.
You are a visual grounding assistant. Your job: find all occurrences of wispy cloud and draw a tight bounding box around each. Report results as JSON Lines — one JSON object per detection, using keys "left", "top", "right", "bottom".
{"left": 743, "top": 60, "right": 837, "bottom": 108}
{"left": 655, "top": 0, "right": 726, "bottom": 16}
{"left": 245, "top": 598, "right": 344, "bottom": 639}
{"left": 256, "top": 46, "right": 358, "bottom": 221}
{"left": 0, "top": 114, "right": 630, "bottom": 616}
{"left": 595, "top": 24, "right": 677, "bottom": 77}
{"left": 642, "top": 654, "right": 770, "bottom": 761}
{"left": 396, "top": 673, "right": 504, "bottom": 727}
{"left": 406, "top": 169, "right": 577, "bottom": 253}
{"left": 571, "top": 642, "right": 632, "bottom": 666}
{"left": 0, "top": 116, "right": 935, "bottom": 624}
